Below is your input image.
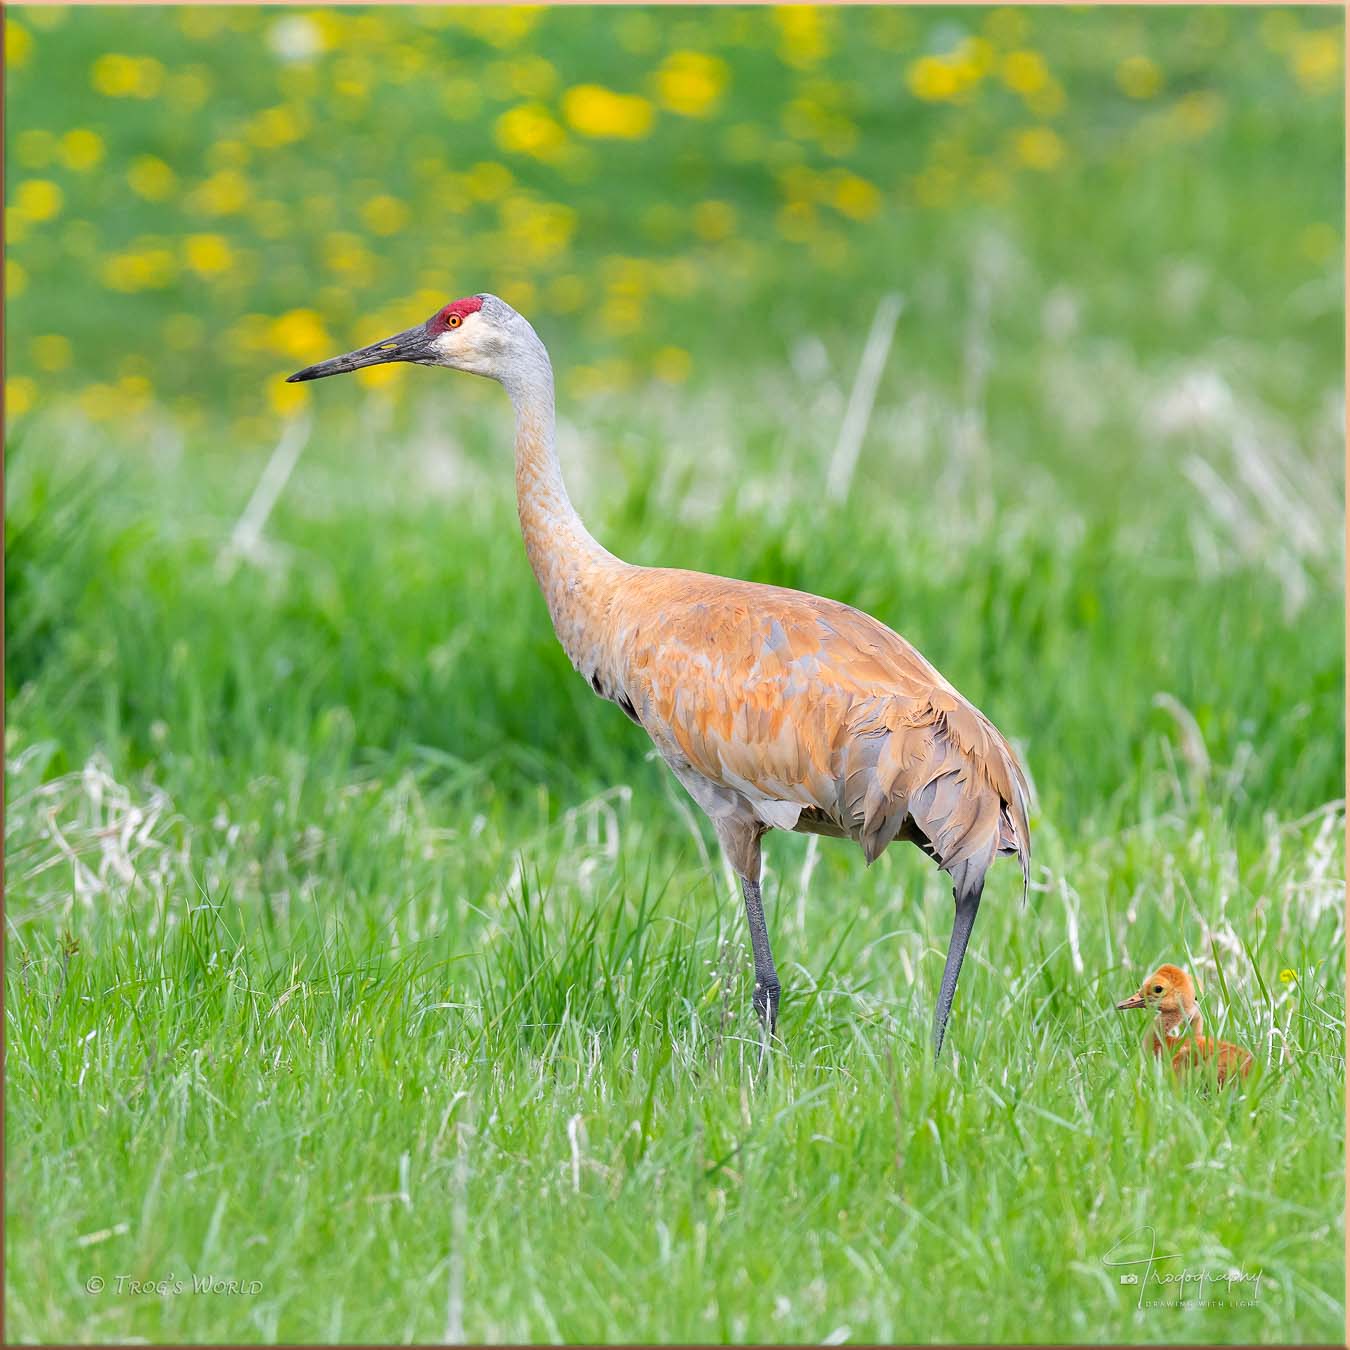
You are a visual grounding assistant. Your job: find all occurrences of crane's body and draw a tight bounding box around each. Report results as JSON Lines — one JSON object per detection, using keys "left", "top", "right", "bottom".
{"left": 1116, "top": 965, "right": 1255, "bottom": 1086}
{"left": 290, "top": 292, "right": 1032, "bottom": 1055}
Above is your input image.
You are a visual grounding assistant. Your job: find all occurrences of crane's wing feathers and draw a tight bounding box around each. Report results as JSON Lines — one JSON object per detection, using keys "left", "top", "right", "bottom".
{"left": 614, "top": 571, "right": 1031, "bottom": 893}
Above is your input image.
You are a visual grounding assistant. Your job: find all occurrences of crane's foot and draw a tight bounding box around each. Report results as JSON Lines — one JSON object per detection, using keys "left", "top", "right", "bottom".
{"left": 752, "top": 976, "right": 780, "bottom": 1037}
{"left": 753, "top": 977, "right": 780, "bottom": 1073}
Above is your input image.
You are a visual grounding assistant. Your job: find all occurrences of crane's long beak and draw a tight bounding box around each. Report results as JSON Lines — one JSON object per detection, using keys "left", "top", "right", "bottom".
{"left": 1115, "top": 992, "right": 1146, "bottom": 1010}
{"left": 932, "top": 885, "right": 982, "bottom": 1060}
{"left": 286, "top": 324, "right": 435, "bottom": 382}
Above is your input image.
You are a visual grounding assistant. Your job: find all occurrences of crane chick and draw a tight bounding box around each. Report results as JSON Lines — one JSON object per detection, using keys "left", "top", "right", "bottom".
{"left": 1116, "top": 964, "right": 1254, "bottom": 1085}
{"left": 288, "top": 293, "right": 1032, "bottom": 1058}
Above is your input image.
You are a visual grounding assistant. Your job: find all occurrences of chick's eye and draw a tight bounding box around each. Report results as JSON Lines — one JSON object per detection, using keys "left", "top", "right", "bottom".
{"left": 1152, "top": 985, "right": 1164, "bottom": 994}
{"left": 446, "top": 314, "right": 462, "bottom": 329}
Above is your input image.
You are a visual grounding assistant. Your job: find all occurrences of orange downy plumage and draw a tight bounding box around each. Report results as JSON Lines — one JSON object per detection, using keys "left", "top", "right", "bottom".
{"left": 1115, "top": 964, "right": 1254, "bottom": 1085}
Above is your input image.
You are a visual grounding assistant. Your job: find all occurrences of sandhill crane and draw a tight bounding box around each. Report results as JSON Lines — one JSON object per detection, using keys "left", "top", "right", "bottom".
{"left": 288, "top": 293, "right": 1032, "bottom": 1057}
{"left": 1116, "top": 964, "right": 1254, "bottom": 1085}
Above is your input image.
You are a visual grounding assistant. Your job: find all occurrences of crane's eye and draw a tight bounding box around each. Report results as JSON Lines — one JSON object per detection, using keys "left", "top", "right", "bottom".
{"left": 446, "top": 313, "right": 462, "bottom": 329}
{"left": 1152, "top": 985, "right": 1164, "bottom": 994}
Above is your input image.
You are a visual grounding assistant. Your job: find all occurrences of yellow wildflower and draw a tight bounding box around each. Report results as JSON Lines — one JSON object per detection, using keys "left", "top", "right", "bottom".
{"left": 184, "top": 233, "right": 234, "bottom": 277}
{"left": 270, "top": 309, "right": 333, "bottom": 363}
{"left": 127, "top": 156, "right": 177, "bottom": 202}
{"left": 247, "top": 104, "right": 308, "bottom": 150}
{"left": 1290, "top": 29, "right": 1341, "bottom": 93}
{"left": 361, "top": 195, "right": 410, "bottom": 237}
{"left": 191, "top": 169, "right": 250, "bottom": 215}
{"left": 655, "top": 51, "right": 728, "bottom": 118}
{"left": 101, "top": 247, "right": 177, "bottom": 292}
{"left": 1278, "top": 968, "right": 1297, "bottom": 984}
{"left": 90, "top": 53, "right": 164, "bottom": 99}
{"left": 1116, "top": 55, "right": 1163, "bottom": 100}
{"left": 562, "top": 85, "right": 654, "bottom": 140}
{"left": 7, "top": 377, "right": 37, "bottom": 419}
{"left": 59, "top": 128, "right": 104, "bottom": 171}
{"left": 166, "top": 68, "right": 212, "bottom": 113}
{"left": 775, "top": 7, "right": 830, "bottom": 70}
{"left": 830, "top": 171, "right": 882, "bottom": 221}
{"left": 495, "top": 104, "right": 568, "bottom": 160}
{"left": 12, "top": 179, "right": 63, "bottom": 223}
{"left": 6, "top": 19, "right": 33, "bottom": 68}
{"left": 270, "top": 378, "right": 312, "bottom": 416}
{"left": 1001, "top": 50, "right": 1049, "bottom": 97}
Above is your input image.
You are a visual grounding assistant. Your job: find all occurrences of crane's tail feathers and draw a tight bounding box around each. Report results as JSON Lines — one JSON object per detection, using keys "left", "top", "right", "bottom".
{"left": 933, "top": 871, "right": 983, "bottom": 1060}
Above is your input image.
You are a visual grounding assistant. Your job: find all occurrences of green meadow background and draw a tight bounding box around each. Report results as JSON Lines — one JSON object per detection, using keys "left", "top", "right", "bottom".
{"left": 5, "top": 5, "right": 1345, "bottom": 1344}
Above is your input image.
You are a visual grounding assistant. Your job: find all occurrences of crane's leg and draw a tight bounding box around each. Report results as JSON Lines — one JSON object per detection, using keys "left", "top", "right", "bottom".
{"left": 714, "top": 821, "right": 780, "bottom": 1048}
{"left": 740, "top": 874, "right": 781, "bottom": 1039}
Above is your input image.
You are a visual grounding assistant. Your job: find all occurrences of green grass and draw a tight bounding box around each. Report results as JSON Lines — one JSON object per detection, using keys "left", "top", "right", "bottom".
{"left": 5, "top": 5, "right": 1346, "bottom": 1345}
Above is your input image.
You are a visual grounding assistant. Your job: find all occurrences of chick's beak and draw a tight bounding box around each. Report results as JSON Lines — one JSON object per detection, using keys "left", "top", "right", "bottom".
{"left": 1116, "top": 992, "right": 1147, "bottom": 1010}
{"left": 286, "top": 324, "right": 435, "bottom": 383}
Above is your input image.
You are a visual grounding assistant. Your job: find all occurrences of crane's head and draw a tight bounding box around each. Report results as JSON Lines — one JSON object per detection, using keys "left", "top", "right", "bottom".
{"left": 286, "top": 293, "right": 526, "bottom": 385}
{"left": 1116, "top": 963, "right": 1197, "bottom": 1014}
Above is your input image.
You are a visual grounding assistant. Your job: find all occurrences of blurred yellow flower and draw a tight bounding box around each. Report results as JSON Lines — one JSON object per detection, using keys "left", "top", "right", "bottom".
{"left": 191, "top": 169, "right": 250, "bottom": 215}
{"left": 562, "top": 85, "right": 654, "bottom": 140}
{"left": 6, "top": 260, "right": 28, "bottom": 296}
{"left": 101, "top": 247, "right": 178, "bottom": 292}
{"left": 247, "top": 104, "right": 308, "bottom": 149}
{"left": 354, "top": 363, "right": 403, "bottom": 392}
{"left": 7, "top": 377, "right": 37, "bottom": 419}
{"left": 1290, "top": 30, "right": 1341, "bottom": 93}
{"left": 31, "top": 335, "right": 72, "bottom": 372}
{"left": 184, "top": 233, "right": 234, "bottom": 277}
{"left": 12, "top": 179, "right": 63, "bottom": 223}
{"left": 829, "top": 171, "right": 882, "bottom": 221}
{"left": 499, "top": 196, "right": 577, "bottom": 265}
{"left": 1013, "top": 126, "right": 1064, "bottom": 171}
{"left": 1116, "top": 55, "right": 1163, "bottom": 100}
{"left": 270, "top": 309, "right": 333, "bottom": 363}
{"left": 15, "top": 129, "right": 55, "bottom": 168}
{"left": 692, "top": 200, "right": 738, "bottom": 242}
{"left": 653, "top": 345, "right": 692, "bottom": 384}
{"left": 6, "top": 19, "right": 33, "bottom": 68}
{"left": 59, "top": 128, "right": 105, "bottom": 171}
{"left": 655, "top": 51, "right": 729, "bottom": 118}
{"left": 361, "top": 195, "right": 411, "bottom": 237}
{"left": 322, "top": 233, "right": 376, "bottom": 284}
{"left": 91, "top": 53, "right": 165, "bottom": 99}
{"left": 454, "top": 6, "right": 540, "bottom": 50}
{"left": 1278, "top": 968, "right": 1297, "bottom": 984}
{"left": 775, "top": 7, "right": 830, "bottom": 70}
{"left": 495, "top": 103, "right": 568, "bottom": 160}
{"left": 1001, "top": 50, "right": 1049, "bottom": 97}
{"left": 127, "top": 155, "right": 178, "bottom": 202}
{"left": 270, "top": 377, "right": 312, "bottom": 415}
{"left": 908, "top": 44, "right": 988, "bottom": 104}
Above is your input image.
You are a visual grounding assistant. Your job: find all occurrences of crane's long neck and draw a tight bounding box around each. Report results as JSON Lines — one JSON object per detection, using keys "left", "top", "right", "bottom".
{"left": 501, "top": 333, "right": 629, "bottom": 676}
